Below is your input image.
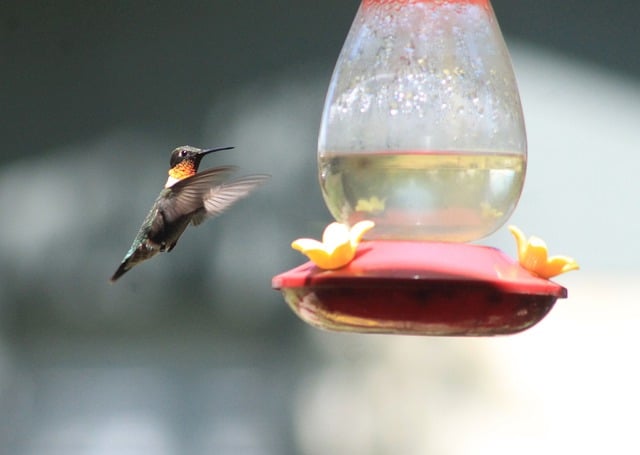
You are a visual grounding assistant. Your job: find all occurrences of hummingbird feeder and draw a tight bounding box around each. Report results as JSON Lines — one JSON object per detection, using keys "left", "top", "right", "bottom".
{"left": 272, "top": 0, "right": 577, "bottom": 336}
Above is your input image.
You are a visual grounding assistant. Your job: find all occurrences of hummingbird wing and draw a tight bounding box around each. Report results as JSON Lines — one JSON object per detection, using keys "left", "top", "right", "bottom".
{"left": 162, "top": 167, "right": 269, "bottom": 226}
{"left": 192, "top": 174, "right": 270, "bottom": 225}
{"left": 160, "top": 166, "right": 236, "bottom": 223}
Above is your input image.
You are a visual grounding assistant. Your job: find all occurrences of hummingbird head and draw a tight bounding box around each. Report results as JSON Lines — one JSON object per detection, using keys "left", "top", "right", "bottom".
{"left": 165, "top": 145, "right": 233, "bottom": 187}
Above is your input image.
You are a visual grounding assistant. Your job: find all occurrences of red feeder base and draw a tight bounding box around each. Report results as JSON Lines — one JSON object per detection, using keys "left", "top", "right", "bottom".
{"left": 272, "top": 241, "right": 567, "bottom": 336}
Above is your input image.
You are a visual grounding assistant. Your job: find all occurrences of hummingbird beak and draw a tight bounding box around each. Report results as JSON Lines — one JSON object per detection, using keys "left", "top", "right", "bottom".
{"left": 198, "top": 146, "right": 234, "bottom": 156}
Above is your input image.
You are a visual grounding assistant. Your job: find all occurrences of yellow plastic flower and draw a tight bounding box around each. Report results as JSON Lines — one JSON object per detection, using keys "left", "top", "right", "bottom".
{"left": 356, "top": 196, "right": 386, "bottom": 213}
{"left": 291, "top": 221, "right": 375, "bottom": 270}
{"left": 509, "top": 225, "right": 579, "bottom": 279}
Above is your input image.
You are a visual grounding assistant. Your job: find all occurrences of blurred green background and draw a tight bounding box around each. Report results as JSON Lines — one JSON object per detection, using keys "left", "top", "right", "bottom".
{"left": 1, "top": 1, "right": 639, "bottom": 454}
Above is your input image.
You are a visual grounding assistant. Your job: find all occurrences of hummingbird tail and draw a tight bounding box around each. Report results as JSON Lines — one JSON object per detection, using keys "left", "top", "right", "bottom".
{"left": 110, "top": 240, "right": 161, "bottom": 283}
{"left": 110, "top": 261, "right": 131, "bottom": 283}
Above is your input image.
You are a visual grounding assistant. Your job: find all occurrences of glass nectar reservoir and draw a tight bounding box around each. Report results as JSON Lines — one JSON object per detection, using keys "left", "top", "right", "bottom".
{"left": 318, "top": 0, "right": 527, "bottom": 241}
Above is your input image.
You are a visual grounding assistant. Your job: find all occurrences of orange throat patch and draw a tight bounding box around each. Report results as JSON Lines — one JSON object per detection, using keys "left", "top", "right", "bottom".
{"left": 166, "top": 161, "right": 196, "bottom": 187}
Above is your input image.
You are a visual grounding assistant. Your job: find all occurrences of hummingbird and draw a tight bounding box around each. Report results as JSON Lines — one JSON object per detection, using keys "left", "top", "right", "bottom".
{"left": 110, "top": 145, "right": 269, "bottom": 282}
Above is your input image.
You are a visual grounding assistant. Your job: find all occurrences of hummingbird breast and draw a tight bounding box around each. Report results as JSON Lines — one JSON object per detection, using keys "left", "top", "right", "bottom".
{"left": 144, "top": 193, "right": 195, "bottom": 252}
